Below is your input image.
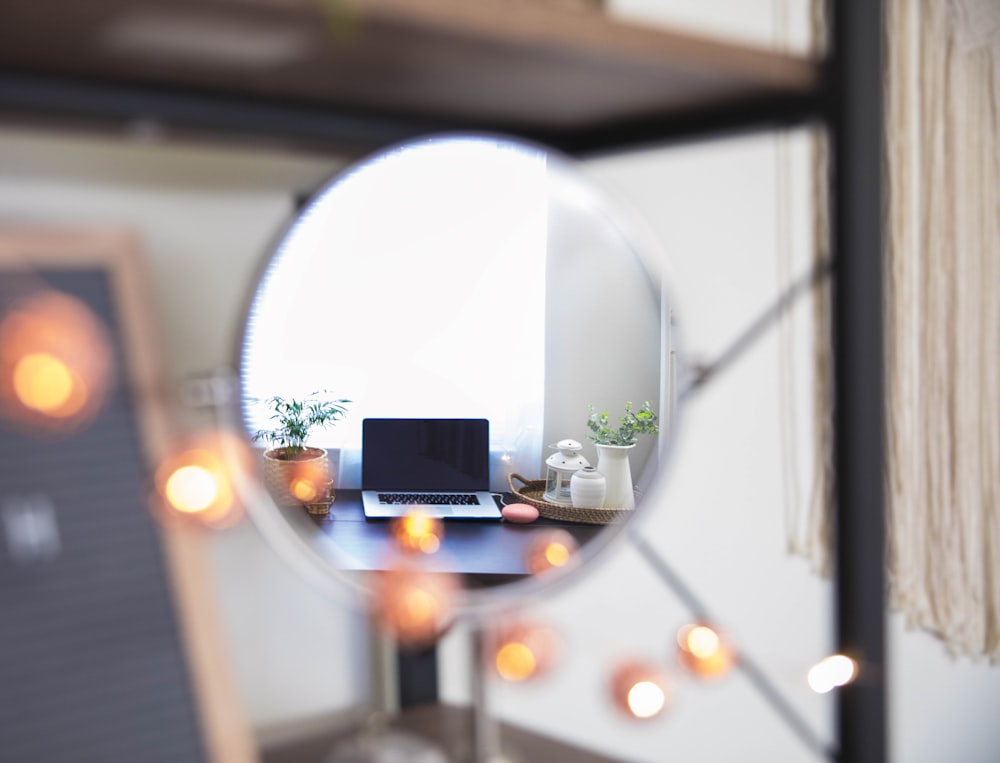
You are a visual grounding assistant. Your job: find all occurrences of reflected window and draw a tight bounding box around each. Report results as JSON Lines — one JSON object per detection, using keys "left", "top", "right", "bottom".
{"left": 241, "top": 137, "right": 548, "bottom": 489}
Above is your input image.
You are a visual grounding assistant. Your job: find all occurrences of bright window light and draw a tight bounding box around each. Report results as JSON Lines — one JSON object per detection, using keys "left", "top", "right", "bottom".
{"left": 241, "top": 137, "right": 547, "bottom": 489}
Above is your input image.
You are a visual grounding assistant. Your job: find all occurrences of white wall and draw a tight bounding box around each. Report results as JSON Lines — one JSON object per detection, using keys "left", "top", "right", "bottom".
{"left": 543, "top": 163, "right": 663, "bottom": 483}
{"left": 442, "top": 129, "right": 837, "bottom": 763}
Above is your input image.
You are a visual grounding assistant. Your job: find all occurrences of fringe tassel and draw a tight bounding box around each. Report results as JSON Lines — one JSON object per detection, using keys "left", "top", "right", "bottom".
{"left": 782, "top": 0, "right": 834, "bottom": 577}
{"left": 884, "top": 0, "right": 999, "bottom": 661}
{"left": 789, "top": 0, "right": 1000, "bottom": 661}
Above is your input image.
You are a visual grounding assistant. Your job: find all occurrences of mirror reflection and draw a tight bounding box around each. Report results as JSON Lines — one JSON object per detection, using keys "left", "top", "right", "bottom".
{"left": 238, "top": 134, "right": 679, "bottom": 595}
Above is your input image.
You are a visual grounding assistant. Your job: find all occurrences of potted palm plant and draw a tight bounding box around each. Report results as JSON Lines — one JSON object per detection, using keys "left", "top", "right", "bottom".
{"left": 252, "top": 391, "right": 350, "bottom": 514}
{"left": 586, "top": 400, "right": 658, "bottom": 509}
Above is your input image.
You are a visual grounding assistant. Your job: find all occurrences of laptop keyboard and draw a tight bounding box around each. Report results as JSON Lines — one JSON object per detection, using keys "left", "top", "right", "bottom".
{"left": 377, "top": 492, "right": 480, "bottom": 506}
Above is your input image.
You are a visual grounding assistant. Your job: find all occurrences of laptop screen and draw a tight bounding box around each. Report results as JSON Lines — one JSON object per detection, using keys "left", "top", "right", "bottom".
{"left": 362, "top": 418, "right": 490, "bottom": 492}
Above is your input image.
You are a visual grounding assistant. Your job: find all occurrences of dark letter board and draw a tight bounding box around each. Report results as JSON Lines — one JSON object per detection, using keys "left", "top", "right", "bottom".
{"left": 0, "top": 231, "right": 254, "bottom": 763}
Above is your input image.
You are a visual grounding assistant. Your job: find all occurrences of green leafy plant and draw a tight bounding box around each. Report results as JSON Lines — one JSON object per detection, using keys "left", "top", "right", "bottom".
{"left": 252, "top": 391, "right": 350, "bottom": 459}
{"left": 586, "top": 400, "right": 659, "bottom": 446}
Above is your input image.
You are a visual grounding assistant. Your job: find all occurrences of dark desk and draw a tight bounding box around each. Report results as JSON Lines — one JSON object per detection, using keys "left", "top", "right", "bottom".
{"left": 291, "top": 490, "right": 605, "bottom": 586}
{"left": 282, "top": 493, "right": 612, "bottom": 710}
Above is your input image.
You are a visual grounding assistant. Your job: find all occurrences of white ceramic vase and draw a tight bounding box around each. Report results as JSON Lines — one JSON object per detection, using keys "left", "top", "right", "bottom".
{"left": 595, "top": 443, "right": 635, "bottom": 509}
{"left": 570, "top": 466, "right": 607, "bottom": 509}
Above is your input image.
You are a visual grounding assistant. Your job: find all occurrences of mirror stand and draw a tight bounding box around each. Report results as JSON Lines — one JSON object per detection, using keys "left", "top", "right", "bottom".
{"left": 323, "top": 718, "right": 448, "bottom": 763}
{"left": 324, "top": 624, "right": 449, "bottom": 763}
{"left": 321, "top": 623, "right": 514, "bottom": 763}
{"left": 469, "top": 625, "right": 516, "bottom": 763}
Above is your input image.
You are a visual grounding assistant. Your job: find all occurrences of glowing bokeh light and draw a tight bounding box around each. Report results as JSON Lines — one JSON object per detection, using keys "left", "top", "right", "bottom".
{"left": 12, "top": 352, "right": 75, "bottom": 413}
{"left": 807, "top": 654, "right": 858, "bottom": 694}
{"left": 165, "top": 464, "right": 220, "bottom": 513}
{"left": 610, "top": 660, "right": 670, "bottom": 720}
{"left": 676, "top": 623, "right": 734, "bottom": 679}
{"left": 371, "top": 565, "right": 458, "bottom": 648}
{"left": 524, "top": 529, "right": 579, "bottom": 575}
{"left": 392, "top": 511, "right": 444, "bottom": 555}
{"left": 0, "top": 290, "right": 113, "bottom": 434}
{"left": 545, "top": 541, "right": 571, "bottom": 567}
{"left": 490, "top": 623, "right": 557, "bottom": 683}
{"left": 627, "top": 681, "right": 666, "bottom": 719}
{"left": 399, "top": 588, "right": 437, "bottom": 627}
{"left": 419, "top": 535, "right": 441, "bottom": 554}
{"left": 684, "top": 626, "right": 720, "bottom": 658}
{"left": 496, "top": 642, "right": 537, "bottom": 682}
{"left": 290, "top": 476, "right": 320, "bottom": 502}
{"left": 287, "top": 459, "right": 328, "bottom": 504}
{"left": 153, "top": 431, "right": 249, "bottom": 529}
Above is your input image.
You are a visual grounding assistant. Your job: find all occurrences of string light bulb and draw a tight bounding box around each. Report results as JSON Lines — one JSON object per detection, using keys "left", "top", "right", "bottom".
{"left": 392, "top": 510, "right": 444, "bottom": 555}
{"left": 676, "top": 622, "right": 734, "bottom": 679}
{"left": 370, "top": 564, "right": 458, "bottom": 649}
{"left": 610, "top": 660, "right": 670, "bottom": 720}
{"left": 0, "top": 290, "right": 113, "bottom": 434}
{"left": 165, "top": 462, "right": 220, "bottom": 513}
{"left": 13, "top": 352, "right": 81, "bottom": 415}
{"left": 807, "top": 654, "right": 858, "bottom": 694}
{"left": 490, "top": 623, "right": 557, "bottom": 683}
{"left": 523, "top": 528, "right": 580, "bottom": 576}
{"left": 153, "top": 429, "right": 248, "bottom": 528}
{"left": 286, "top": 458, "right": 329, "bottom": 504}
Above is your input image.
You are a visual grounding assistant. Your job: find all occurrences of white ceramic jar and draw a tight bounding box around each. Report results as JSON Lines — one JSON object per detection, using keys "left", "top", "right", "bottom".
{"left": 570, "top": 466, "right": 607, "bottom": 509}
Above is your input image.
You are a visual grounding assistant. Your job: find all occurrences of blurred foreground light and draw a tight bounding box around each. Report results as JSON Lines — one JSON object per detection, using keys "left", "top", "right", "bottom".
{"left": 496, "top": 642, "right": 535, "bottom": 681}
{"left": 490, "top": 623, "right": 558, "bottom": 683}
{"left": 524, "top": 528, "right": 579, "bottom": 576}
{"left": 392, "top": 510, "right": 444, "bottom": 555}
{"left": 371, "top": 564, "right": 458, "bottom": 649}
{"left": 610, "top": 660, "right": 670, "bottom": 720}
{"left": 0, "top": 290, "right": 113, "bottom": 435}
{"left": 13, "top": 352, "right": 80, "bottom": 414}
{"left": 807, "top": 654, "right": 858, "bottom": 694}
{"left": 676, "top": 623, "right": 734, "bottom": 679}
{"left": 628, "top": 681, "right": 666, "bottom": 719}
{"left": 288, "top": 460, "right": 327, "bottom": 503}
{"left": 165, "top": 464, "right": 219, "bottom": 513}
{"left": 154, "top": 429, "right": 249, "bottom": 529}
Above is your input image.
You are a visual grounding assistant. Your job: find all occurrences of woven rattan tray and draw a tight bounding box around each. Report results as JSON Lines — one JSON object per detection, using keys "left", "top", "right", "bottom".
{"left": 507, "top": 473, "right": 631, "bottom": 525}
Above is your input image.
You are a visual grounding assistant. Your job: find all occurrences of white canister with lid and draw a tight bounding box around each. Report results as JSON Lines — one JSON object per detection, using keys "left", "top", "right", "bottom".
{"left": 570, "top": 466, "right": 607, "bottom": 509}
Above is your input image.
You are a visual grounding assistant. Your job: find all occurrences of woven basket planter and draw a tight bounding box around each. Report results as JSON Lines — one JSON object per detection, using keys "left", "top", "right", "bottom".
{"left": 262, "top": 447, "right": 334, "bottom": 515}
{"left": 508, "top": 473, "right": 631, "bottom": 525}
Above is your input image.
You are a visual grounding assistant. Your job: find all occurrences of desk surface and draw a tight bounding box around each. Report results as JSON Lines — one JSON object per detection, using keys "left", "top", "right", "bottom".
{"left": 290, "top": 490, "right": 606, "bottom": 585}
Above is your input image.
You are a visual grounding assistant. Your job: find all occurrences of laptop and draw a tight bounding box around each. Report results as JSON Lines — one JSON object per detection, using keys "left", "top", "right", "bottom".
{"left": 361, "top": 418, "right": 502, "bottom": 519}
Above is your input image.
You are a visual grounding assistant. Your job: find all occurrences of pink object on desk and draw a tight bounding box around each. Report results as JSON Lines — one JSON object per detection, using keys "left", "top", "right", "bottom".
{"left": 502, "top": 503, "right": 540, "bottom": 523}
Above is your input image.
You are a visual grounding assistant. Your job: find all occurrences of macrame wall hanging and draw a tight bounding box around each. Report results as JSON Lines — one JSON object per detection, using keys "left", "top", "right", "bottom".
{"left": 777, "top": 0, "right": 834, "bottom": 578}
{"left": 884, "top": 0, "right": 1000, "bottom": 662}
{"left": 786, "top": 0, "right": 1000, "bottom": 662}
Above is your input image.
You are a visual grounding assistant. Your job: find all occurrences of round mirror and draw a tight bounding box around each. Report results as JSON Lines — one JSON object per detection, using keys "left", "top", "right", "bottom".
{"left": 234, "top": 133, "right": 682, "bottom": 611}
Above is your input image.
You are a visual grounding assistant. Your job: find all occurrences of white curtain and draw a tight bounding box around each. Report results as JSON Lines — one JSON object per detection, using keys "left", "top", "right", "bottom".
{"left": 242, "top": 137, "right": 548, "bottom": 491}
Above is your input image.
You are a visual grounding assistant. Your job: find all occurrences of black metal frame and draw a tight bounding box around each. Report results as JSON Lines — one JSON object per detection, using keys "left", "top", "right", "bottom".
{"left": 828, "top": 1, "right": 886, "bottom": 761}
{"left": 0, "top": 0, "right": 886, "bottom": 758}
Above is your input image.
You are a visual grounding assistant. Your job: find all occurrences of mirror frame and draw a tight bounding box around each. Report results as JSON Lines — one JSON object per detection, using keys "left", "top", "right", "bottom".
{"left": 226, "top": 132, "right": 687, "bottom": 617}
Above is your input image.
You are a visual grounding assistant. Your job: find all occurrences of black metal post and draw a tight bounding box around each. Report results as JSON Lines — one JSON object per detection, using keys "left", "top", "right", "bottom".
{"left": 829, "top": 0, "right": 887, "bottom": 761}
{"left": 396, "top": 647, "right": 439, "bottom": 708}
